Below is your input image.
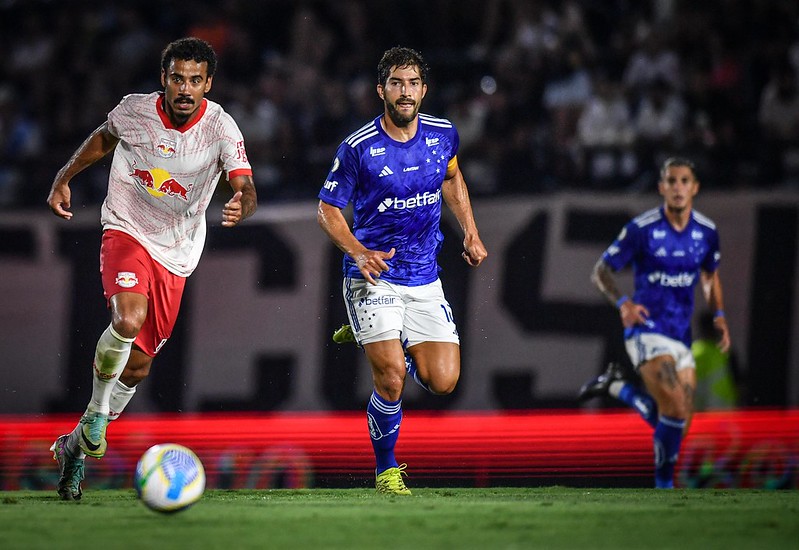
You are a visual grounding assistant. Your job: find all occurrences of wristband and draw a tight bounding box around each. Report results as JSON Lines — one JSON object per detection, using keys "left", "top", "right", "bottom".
{"left": 714, "top": 309, "right": 725, "bottom": 319}
{"left": 616, "top": 295, "right": 630, "bottom": 309}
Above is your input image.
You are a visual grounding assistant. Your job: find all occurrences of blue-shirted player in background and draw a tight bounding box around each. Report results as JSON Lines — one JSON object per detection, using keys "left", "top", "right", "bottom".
{"left": 317, "top": 46, "right": 488, "bottom": 495}
{"left": 578, "top": 157, "right": 731, "bottom": 488}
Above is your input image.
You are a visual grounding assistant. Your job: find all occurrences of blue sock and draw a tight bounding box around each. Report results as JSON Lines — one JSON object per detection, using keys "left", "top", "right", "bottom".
{"left": 654, "top": 415, "right": 686, "bottom": 489}
{"left": 400, "top": 336, "right": 433, "bottom": 393}
{"left": 367, "top": 391, "right": 402, "bottom": 474}
{"left": 405, "top": 354, "right": 433, "bottom": 393}
{"left": 616, "top": 383, "right": 658, "bottom": 428}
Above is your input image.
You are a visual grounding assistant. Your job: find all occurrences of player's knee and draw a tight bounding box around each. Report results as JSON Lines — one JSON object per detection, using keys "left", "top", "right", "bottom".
{"left": 427, "top": 370, "right": 459, "bottom": 395}
{"left": 111, "top": 315, "right": 144, "bottom": 340}
{"left": 655, "top": 390, "right": 690, "bottom": 419}
{"left": 375, "top": 372, "right": 405, "bottom": 401}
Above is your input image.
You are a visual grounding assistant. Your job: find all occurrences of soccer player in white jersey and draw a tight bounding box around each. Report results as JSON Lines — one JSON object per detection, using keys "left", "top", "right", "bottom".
{"left": 317, "top": 47, "right": 487, "bottom": 495}
{"left": 46, "top": 37, "right": 257, "bottom": 500}
{"left": 578, "top": 157, "right": 730, "bottom": 488}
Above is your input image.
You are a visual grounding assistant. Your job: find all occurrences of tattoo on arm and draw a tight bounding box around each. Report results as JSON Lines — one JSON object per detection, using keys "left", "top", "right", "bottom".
{"left": 592, "top": 260, "right": 622, "bottom": 304}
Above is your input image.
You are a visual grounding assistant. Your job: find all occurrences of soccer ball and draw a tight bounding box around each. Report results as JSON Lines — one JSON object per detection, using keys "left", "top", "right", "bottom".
{"left": 134, "top": 443, "right": 206, "bottom": 513}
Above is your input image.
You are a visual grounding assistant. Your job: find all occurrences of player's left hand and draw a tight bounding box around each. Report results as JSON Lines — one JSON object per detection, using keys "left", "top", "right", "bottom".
{"left": 462, "top": 233, "right": 487, "bottom": 267}
{"left": 714, "top": 315, "right": 731, "bottom": 353}
{"left": 222, "top": 191, "right": 243, "bottom": 227}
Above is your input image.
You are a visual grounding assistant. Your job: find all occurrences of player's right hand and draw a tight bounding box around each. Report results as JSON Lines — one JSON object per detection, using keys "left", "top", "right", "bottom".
{"left": 355, "top": 247, "right": 395, "bottom": 285}
{"left": 619, "top": 300, "right": 649, "bottom": 328}
{"left": 47, "top": 184, "right": 73, "bottom": 220}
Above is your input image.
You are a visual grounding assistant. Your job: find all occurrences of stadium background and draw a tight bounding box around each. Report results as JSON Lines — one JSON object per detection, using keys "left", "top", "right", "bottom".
{"left": 1, "top": 0, "right": 797, "bottom": 489}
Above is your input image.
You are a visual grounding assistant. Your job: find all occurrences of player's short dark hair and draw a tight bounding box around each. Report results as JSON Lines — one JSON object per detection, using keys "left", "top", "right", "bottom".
{"left": 161, "top": 37, "right": 217, "bottom": 77}
{"left": 660, "top": 157, "right": 697, "bottom": 179}
{"left": 377, "top": 46, "right": 428, "bottom": 85}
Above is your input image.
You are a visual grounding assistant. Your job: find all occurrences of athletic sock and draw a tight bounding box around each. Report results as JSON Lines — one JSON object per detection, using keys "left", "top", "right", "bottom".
{"left": 654, "top": 415, "right": 686, "bottom": 489}
{"left": 405, "top": 354, "right": 433, "bottom": 393}
{"left": 400, "top": 335, "right": 432, "bottom": 393}
{"left": 89, "top": 324, "right": 135, "bottom": 415}
{"left": 65, "top": 379, "right": 136, "bottom": 460}
{"left": 65, "top": 428, "right": 85, "bottom": 459}
{"left": 367, "top": 390, "right": 402, "bottom": 474}
{"left": 609, "top": 381, "right": 658, "bottom": 428}
{"left": 109, "top": 379, "right": 137, "bottom": 420}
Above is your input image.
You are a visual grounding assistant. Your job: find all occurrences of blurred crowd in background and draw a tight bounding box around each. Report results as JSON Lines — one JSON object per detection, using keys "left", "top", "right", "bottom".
{"left": 1, "top": 0, "right": 799, "bottom": 208}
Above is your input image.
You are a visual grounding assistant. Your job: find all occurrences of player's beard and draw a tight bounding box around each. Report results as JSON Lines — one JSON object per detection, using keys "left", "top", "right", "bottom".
{"left": 166, "top": 95, "right": 196, "bottom": 125}
{"left": 385, "top": 99, "right": 419, "bottom": 127}
{"left": 665, "top": 203, "right": 689, "bottom": 216}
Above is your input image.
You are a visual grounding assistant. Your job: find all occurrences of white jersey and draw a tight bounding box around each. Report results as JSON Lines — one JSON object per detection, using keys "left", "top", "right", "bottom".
{"left": 102, "top": 92, "right": 252, "bottom": 276}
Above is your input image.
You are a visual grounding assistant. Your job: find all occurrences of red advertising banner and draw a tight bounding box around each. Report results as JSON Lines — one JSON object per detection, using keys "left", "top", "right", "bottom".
{"left": 1, "top": 409, "right": 796, "bottom": 490}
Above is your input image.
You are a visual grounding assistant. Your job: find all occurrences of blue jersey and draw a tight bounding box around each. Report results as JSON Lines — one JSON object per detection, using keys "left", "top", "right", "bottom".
{"left": 318, "top": 114, "right": 459, "bottom": 286}
{"left": 602, "top": 206, "right": 721, "bottom": 347}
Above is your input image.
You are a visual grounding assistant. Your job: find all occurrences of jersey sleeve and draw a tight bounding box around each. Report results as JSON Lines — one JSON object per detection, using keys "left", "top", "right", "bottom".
{"left": 450, "top": 124, "right": 460, "bottom": 159}
{"left": 702, "top": 228, "right": 721, "bottom": 273}
{"left": 218, "top": 112, "right": 252, "bottom": 179}
{"left": 106, "top": 95, "right": 134, "bottom": 139}
{"left": 602, "top": 221, "right": 638, "bottom": 272}
{"left": 318, "top": 141, "right": 359, "bottom": 208}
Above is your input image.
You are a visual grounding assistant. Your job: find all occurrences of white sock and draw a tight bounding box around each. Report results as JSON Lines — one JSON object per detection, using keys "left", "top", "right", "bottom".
{"left": 89, "top": 324, "right": 135, "bottom": 415}
{"left": 608, "top": 380, "right": 626, "bottom": 399}
{"left": 109, "top": 379, "right": 137, "bottom": 420}
{"left": 66, "top": 427, "right": 86, "bottom": 459}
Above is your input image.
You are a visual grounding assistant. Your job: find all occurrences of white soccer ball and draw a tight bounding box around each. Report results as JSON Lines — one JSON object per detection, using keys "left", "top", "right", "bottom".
{"left": 134, "top": 443, "right": 206, "bottom": 513}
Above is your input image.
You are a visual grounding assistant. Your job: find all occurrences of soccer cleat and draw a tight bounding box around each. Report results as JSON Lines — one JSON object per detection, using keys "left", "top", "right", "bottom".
{"left": 332, "top": 324, "right": 355, "bottom": 344}
{"left": 375, "top": 463, "right": 412, "bottom": 495}
{"left": 50, "top": 434, "right": 85, "bottom": 501}
{"left": 77, "top": 410, "right": 109, "bottom": 458}
{"left": 578, "top": 362, "right": 625, "bottom": 402}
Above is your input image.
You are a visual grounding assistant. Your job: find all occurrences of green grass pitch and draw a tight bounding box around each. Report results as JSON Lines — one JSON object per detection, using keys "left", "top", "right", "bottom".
{"left": 1, "top": 487, "right": 797, "bottom": 549}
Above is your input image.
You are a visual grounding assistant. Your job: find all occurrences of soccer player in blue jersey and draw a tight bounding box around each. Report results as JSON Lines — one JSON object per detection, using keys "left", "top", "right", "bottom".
{"left": 578, "top": 157, "right": 730, "bottom": 488}
{"left": 317, "top": 46, "right": 488, "bottom": 495}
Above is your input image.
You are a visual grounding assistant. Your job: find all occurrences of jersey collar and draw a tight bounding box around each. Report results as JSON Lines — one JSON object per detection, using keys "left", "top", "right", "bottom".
{"left": 374, "top": 114, "right": 421, "bottom": 148}
{"left": 156, "top": 93, "right": 207, "bottom": 133}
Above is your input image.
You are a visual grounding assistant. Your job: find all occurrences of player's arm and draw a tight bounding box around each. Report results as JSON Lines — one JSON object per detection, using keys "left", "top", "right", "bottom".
{"left": 316, "top": 199, "right": 394, "bottom": 285}
{"left": 441, "top": 156, "right": 487, "bottom": 267}
{"left": 701, "top": 269, "right": 730, "bottom": 353}
{"left": 222, "top": 174, "right": 257, "bottom": 227}
{"left": 47, "top": 122, "right": 119, "bottom": 220}
{"left": 591, "top": 258, "right": 649, "bottom": 328}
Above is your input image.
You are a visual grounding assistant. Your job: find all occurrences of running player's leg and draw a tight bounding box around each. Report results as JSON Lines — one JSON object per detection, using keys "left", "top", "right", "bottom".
{"left": 53, "top": 291, "right": 145, "bottom": 498}
{"left": 610, "top": 365, "right": 659, "bottom": 429}
{"left": 108, "top": 251, "right": 185, "bottom": 420}
{"left": 407, "top": 341, "right": 460, "bottom": 395}
{"left": 639, "top": 354, "right": 691, "bottom": 489}
{"left": 364, "top": 338, "right": 407, "bottom": 469}
{"left": 401, "top": 279, "right": 461, "bottom": 394}
{"left": 363, "top": 339, "right": 411, "bottom": 495}
{"left": 67, "top": 291, "right": 145, "bottom": 459}
{"left": 106, "top": 347, "right": 153, "bottom": 420}
{"left": 343, "top": 277, "right": 411, "bottom": 494}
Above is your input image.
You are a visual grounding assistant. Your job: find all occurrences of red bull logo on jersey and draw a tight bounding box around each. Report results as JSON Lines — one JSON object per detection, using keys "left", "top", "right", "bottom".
{"left": 129, "top": 165, "right": 193, "bottom": 201}
{"left": 115, "top": 271, "right": 139, "bottom": 289}
{"left": 157, "top": 137, "right": 176, "bottom": 158}
{"left": 378, "top": 189, "right": 441, "bottom": 213}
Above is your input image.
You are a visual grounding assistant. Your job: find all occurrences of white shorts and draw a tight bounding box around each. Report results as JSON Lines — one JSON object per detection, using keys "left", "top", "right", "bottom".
{"left": 625, "top": 332, "right": 695, "bottom": 372}
{"left": 342, "top": 277, "right": 460, "bottom": 347}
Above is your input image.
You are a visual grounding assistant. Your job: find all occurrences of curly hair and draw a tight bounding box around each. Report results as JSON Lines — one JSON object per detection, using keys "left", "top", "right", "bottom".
{"left": 377, "top": 46, "right": 428, "bottom": 85}
{"left": 161, "top": 37, "right": 217, "bottom": 77}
